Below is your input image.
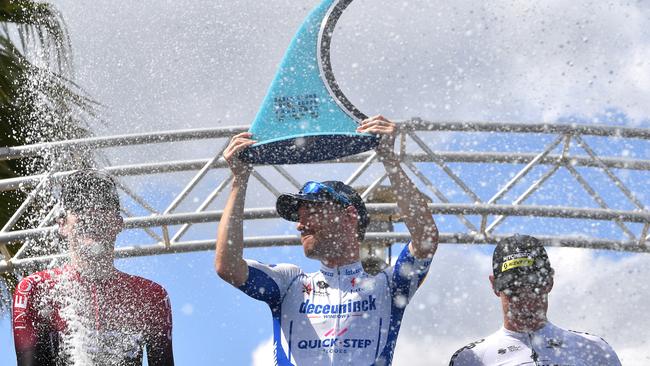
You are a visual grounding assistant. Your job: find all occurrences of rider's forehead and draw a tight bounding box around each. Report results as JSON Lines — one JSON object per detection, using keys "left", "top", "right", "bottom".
{"left": 297, "top": 201, "right": 340, "bottom": 215}
{"left": 299, "top": 201, "right": 324, "bottom": 209}
{"left": 66, "top": 209, "right": 118, "bottom": 220}
{"left": 503, "top": 286, "right": 545, "bottom": 298}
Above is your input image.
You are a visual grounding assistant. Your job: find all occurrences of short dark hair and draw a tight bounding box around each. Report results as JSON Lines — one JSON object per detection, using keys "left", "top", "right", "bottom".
{"left": 60, "top": 170, "right": 120, "bottom": 213}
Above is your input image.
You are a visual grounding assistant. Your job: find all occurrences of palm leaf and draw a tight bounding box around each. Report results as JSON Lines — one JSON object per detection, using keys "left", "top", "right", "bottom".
{"left": 1, "top": 0, "right": 99, "bottom": 315}
{"left": 1, "top": 0, "right": 72, "bottom": 73}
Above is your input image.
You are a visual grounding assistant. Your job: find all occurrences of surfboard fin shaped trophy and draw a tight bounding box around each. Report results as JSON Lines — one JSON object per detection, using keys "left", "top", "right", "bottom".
{"left": 240, "top": 0, "right": 378, "bottom": 165}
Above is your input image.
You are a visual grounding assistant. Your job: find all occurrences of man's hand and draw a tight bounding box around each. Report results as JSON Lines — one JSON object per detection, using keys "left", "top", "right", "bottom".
{"left": 223, "top": 132, "right": 256, "bottom": 178}
{"left": 359, "top": 115, "right": 438, "bottom": 259}
{"left": 357, "top": 115, "right": 397, "bottom": 160}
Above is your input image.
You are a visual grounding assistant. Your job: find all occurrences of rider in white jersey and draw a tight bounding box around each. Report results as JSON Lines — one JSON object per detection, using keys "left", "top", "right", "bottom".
{"left": 449, "top": 321, "right": 620, "bottom": 366}
{"left": 215, "top": 116, "right": 439, "bottom": 365}
{"left": 449, "top": 235, "right": 621, "bottom": 366}
{"left": 241, "top": 244, "right": 430, "bottom": 365}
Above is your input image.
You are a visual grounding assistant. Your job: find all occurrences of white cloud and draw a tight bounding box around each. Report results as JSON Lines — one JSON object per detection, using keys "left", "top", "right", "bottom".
{"left": 252, "top": 337, "right": 274, "bottom": 366}
{"left": 53, "top": 0, "right": 650, "bottom": 143}
{"left": 332, "top": 0, "right": 650, "bottom": 124}
{"left": 181, "top": 303, "right": 194, "bottom": 316}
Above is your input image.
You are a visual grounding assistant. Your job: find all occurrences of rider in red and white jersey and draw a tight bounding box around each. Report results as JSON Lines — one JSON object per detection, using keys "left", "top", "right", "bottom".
{"left": 13, "top": 265, "right": 172, "bottom": 366}
{"left": 216, "top": 116, "right": 439, "bottom": 365}
{"left": 449, "top": 235, "right": 621, "bottom": 366}
{"left": 12, "top": 170, "right": 174, "bottom": 366}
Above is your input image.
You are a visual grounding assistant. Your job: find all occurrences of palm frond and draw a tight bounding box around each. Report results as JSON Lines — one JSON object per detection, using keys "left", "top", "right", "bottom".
{"left": 0, "top": 0, "right": 72, "bottom": 73}
{"left": 1, "top": 0, "right": 100, "bottom": 315}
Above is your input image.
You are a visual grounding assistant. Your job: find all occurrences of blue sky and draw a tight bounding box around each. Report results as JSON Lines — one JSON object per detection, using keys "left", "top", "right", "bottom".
{"left": 2, "top": 0, "right": 650, "bottom": 365}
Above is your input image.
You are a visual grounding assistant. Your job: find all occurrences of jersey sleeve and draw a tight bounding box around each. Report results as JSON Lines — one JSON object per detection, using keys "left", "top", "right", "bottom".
{"left": 13, "top": 273, "right": 44, "bottom": 364}
{"left": 590, "top": 342, "right": 622, "bottom": 366}
{"left": 237, "top": 260, "right": 303, "bottom": 308}
{"left": 448, "top": 346, "right": 483, "bottom": 366}
{"left": 386, "top": 243, "right": 432, "bottom": 306}
{"left": 569, "top": 330, "right": 622, "bottom": 366}
{"left": 146, "top": 286, "right": 174, "bottom": 366}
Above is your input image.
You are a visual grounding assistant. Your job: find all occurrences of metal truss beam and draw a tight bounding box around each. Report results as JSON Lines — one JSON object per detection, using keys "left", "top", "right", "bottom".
{"left": 1, "top": 232, "right": 647, "bottom": 273}
{"left": 2, "top": 203, "right": 649, "bottom": 243}
{"left": 2, "top": 152, "right": 648, "bottom": 193}
{"left": 1, "top": 119, "right": 649, "bottom": 273}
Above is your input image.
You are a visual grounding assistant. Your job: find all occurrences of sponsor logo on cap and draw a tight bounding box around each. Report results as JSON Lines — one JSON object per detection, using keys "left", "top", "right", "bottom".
{"left": 501, "top": 257, "right": 534, "bottom": 272}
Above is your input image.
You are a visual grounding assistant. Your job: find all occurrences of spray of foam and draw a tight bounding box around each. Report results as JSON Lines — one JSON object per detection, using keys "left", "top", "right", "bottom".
{"left": 36, "top": 268, "right": 146, "bottom": 365}
{"left": 3, "top": 7, "right": 103, "bottom": 361}
{"left": 59, "top": 270, "right": 98, "bottom": 365}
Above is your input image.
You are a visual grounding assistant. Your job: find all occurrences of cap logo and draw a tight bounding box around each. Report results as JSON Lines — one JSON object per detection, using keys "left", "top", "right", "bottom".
{"left": 501, "top": 257, "right": 534, "bottom": 272}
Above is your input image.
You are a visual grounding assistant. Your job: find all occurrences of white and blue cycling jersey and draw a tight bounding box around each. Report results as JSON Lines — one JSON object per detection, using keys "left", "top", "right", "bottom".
{"left": 238, "top": 244, "right": 432, "bottom": 366}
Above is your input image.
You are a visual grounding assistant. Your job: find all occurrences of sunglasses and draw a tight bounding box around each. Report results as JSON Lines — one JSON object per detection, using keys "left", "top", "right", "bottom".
{"left": 300, "top": 181, "right": 352, "bottom": 207}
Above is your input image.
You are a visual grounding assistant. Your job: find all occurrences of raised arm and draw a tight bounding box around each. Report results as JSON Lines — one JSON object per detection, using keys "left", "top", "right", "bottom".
{"left": 214, "top": 132, "right": 256, "bottom": 287}
{"left": 357, "top": 116, "right": 439, "bottom": 259}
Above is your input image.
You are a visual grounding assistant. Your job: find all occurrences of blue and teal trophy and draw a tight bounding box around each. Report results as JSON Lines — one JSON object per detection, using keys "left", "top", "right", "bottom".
{"left": 240, "top": 0, "right": 378, "bottom": 165}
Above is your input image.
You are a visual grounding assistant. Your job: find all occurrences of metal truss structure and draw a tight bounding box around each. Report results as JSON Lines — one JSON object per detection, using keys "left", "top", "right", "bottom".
{"left": 1, "top": 119, "right": 649, "bottom": 273}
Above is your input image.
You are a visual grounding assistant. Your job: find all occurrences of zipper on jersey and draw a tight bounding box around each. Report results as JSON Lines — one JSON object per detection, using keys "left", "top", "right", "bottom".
{"left": 527, "top": 332, "right": 540, "bottom": 366}
{"left": 334, "top": 266, "right": 342, "bottom": 365}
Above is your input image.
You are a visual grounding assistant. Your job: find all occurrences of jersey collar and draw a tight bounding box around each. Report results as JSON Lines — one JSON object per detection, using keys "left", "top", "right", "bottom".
{"left": 501, "top": 321, "right": 553, "bottom": 337}
{"left": 320, "top": 261, "right": 364, "bottom": 278}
